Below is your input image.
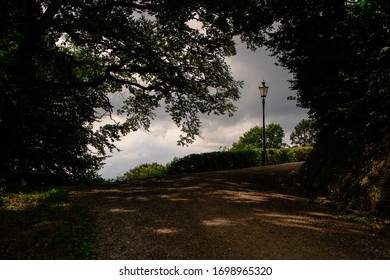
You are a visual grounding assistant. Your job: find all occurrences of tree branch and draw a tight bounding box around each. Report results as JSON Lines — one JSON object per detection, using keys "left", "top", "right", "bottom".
{"left": 107, "top": 73, "right": 163, "bottom": 91}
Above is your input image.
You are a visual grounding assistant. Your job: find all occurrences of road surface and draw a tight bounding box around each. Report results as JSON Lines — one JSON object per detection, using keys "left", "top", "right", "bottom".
{"left": 65, "top": 162, "right": 390, "bottom": 259}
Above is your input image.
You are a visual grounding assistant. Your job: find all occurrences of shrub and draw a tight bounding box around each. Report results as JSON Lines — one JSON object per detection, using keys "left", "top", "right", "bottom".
{"left": 267, "top": 149, "right": 292, "bottom": 164}
{"left": 117, "top": 163, "right": 167, "bottom": 181}
{"left": 290, "top": 146, "right": 313, "bottom": 161}
{"left": 267, "top": 147, "right": 312, "bottom": 165}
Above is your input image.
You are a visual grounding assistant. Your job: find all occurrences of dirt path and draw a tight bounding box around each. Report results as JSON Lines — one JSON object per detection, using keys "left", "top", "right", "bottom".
{"left": 65, "top": 162, "right": 390, "bottom": 259}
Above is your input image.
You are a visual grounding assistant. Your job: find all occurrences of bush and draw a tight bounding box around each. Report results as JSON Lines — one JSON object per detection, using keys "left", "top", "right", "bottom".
{"left": 291, "top": 146, "right": 312, "bottom": 161}
{"left": 117, "top": 163, "right": 167, "bottom": 181}
{"left": 267, "top": 146, "right": 313, "bottom": 165}
{"left": 267, "top": 149, "right": 294, "bottom": 164}
{"left": 302, "top": 143, "right": 390, "bottom": 214}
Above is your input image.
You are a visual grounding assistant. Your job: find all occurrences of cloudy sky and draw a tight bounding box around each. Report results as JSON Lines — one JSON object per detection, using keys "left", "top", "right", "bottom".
{"left": 98, "top": 41, "right": 309, "bottom": 179}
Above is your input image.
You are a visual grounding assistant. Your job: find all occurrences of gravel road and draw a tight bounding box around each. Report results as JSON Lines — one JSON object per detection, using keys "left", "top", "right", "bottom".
{"left": 65, "top": 162, "right": 390, "bottom": 259}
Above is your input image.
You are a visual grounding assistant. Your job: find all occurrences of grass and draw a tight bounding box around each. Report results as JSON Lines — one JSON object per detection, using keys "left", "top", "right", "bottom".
{"left": 314, "top": 197, "right": 390, "bottom": 236}
{"left": 0, "top": 185, "right": 96, "bottom": 259}
{"left": 285, "top": 173, "right": 390, "bottom": 235}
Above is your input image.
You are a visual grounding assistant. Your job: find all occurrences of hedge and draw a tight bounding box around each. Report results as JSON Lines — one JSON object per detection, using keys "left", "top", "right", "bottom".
{"left": 117, "top": 147, "right": 313, "bottom": 180}
{"left": 267, "top": 146, "right": 313, "bottom": 165}
{"left": 166, "top": 150, "right": 261, "bottom": 175}
{"left": 166, "top": 147, "right": 312, "bottom": 175}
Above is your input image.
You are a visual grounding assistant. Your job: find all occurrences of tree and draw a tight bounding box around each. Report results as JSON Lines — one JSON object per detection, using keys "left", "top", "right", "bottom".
{"left": 265, "top": 123, "right": 286, "bottom": 148}
{"left": 117, "top": 163, "right": 167, "bottom": 181}
{"left": 231, "top": 124, "right": 285, "bottom": 150}
{"left": 290, "top": 119, "right": 317, "bottom": 147}
{"left": 1, "top": 0, "right": 272, "bottom": 180}
{"left": 241, "top": 0, "right": 390, "bottom": 211}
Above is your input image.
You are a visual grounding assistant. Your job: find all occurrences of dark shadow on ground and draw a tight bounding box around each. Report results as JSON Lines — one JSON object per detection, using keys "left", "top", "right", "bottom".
{"left": 64, "top": 163, "right": 390, "bottom": 259}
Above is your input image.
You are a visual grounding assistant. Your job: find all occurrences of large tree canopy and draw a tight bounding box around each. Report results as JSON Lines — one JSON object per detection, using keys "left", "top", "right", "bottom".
{"left": 248, "top": 0, "right": 390, "bottom": 211}
{"left": 0, "top": 0, "right": 271, "bottom": 180}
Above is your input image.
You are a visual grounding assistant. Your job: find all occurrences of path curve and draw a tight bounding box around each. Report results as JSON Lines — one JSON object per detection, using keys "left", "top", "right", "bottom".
{"left": 65, "top": 162, "right": 390, "bottom": 259}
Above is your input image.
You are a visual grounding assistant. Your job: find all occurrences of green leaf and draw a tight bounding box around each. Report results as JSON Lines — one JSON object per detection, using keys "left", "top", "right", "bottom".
{"left": 359, "top": 0, "right": 368, "bottom": 8}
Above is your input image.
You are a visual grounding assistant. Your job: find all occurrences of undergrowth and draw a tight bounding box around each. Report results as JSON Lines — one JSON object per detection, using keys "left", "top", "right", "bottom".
{"left": 0, "top": 186, "right": 96, "bottom": 259}
{"left": 314, "top": 197, "right": 390, "bottom": 236}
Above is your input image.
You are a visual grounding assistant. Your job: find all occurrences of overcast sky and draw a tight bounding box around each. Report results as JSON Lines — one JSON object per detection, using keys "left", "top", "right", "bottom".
{"left": 98, "top": 41, "right": 309, "bottom": 179}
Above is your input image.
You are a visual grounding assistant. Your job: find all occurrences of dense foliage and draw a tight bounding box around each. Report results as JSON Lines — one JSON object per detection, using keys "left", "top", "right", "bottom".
{"left": 267, "top": 147, "right": 312, "bottom": 165}
{"left": 247, "top": 0, "right": 390, "bottom": 212}
{"left": 117, "top": 163, "right": 167, "bottom": 181}
{"left": 166, "top": 150, "right": 261, "bottom": 175}
{"left": 230, "top": 124, "right": 285, "bottom": 151}
{"left": 1, "top": 0, "right": 262, "bottom": 182}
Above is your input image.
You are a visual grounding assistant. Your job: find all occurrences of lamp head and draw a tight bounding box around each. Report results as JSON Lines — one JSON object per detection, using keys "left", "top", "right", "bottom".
{"left": 258, "top": 80, "right": 269, "bottom": 98}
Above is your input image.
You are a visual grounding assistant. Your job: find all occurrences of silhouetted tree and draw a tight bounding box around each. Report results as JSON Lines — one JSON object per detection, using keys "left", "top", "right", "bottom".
{"left": 242, "top": 0, "right": 390, "bottom": 210}
{"left": 1, "top": 0, "right": 270, "bottom": 180}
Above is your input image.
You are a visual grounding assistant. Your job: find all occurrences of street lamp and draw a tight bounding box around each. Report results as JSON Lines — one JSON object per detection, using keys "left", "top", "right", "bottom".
{"left": 259, "top": 81, "right": 269, "bottom": 166}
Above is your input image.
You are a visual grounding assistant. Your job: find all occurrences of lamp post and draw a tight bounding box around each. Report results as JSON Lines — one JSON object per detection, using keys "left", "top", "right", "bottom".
{"left": 259, "top": 81, "right": 269, "bottom": 166}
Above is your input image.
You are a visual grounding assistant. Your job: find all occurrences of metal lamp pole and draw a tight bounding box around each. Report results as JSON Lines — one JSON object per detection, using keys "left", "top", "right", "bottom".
{"left": 259, "top": 81, "right": 269, "bottom": 166}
